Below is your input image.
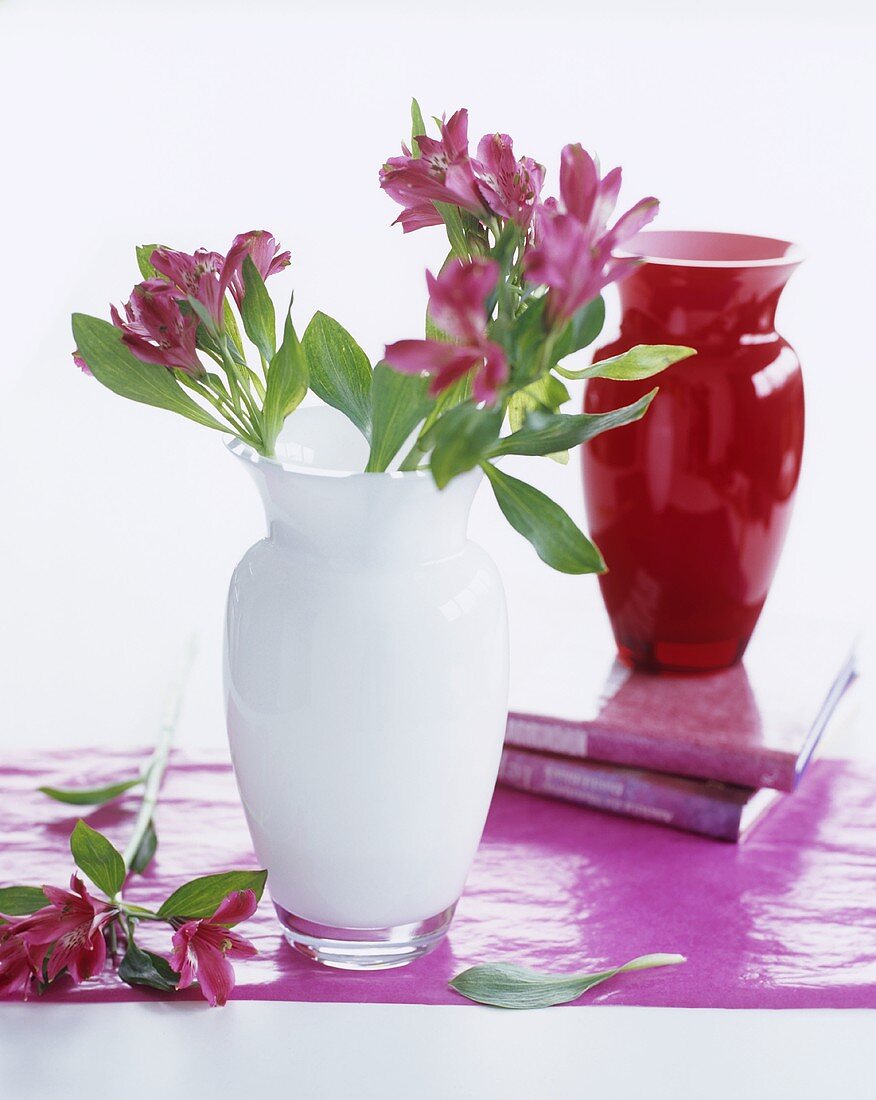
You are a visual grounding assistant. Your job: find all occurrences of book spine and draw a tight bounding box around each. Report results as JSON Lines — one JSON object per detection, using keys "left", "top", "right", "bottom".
{"left": 497, "top": 747, "right": 745, "bottom": 840}
{"left": 505, "top": 712, "right": 796, "bottom": 791}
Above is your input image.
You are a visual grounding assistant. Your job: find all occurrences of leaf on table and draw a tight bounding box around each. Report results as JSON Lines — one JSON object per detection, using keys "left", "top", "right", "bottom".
{"left": 157, "top": 869, "right": 268, "bottom": 921}
{"left": 38, "top": 777, "right": 143, "bottom": 806}
{"left": 0, "top": 886, "right": 48, "bottom": 919}
{"left": 70, "top": 819, "right": 127, "bottom": 898}
{"left": 449, "top": 953, "right": 686, "bottom": 1009}
{"left": 129, "top": 818, "right": 158, "bottom": 875}
{"left": 118, "top": 936, "right": 179, "bottom": 993}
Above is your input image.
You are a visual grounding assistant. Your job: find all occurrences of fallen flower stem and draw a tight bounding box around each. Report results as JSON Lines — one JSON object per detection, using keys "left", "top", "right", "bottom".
{"left": 121, "top": 642, "right": 195, "bottom": 876}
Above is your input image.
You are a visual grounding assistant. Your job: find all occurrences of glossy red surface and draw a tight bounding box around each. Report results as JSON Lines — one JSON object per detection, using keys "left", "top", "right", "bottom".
{"left": 3, "top": 747, "right": 876, "bottom": 1008}
{"left": 582, "top": 231, "right": 805, "bottom": 671}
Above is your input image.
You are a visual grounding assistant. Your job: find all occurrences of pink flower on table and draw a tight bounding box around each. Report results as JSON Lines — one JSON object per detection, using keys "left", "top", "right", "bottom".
{"left": 384, "top": 258, "right": 508, "bottom": 404}
{"left": 220, "top": 231, "right": 291, "bottom": 310}
{"left": 475, "top": 133, "right": 544, "bottom": 227}
{"left": 110, "top": 279, "right": 204, "bottom": 377}
{"left": 526, "top": 144, "right": 658, "bottom": 322}
{"left": 170, "top": 889, "right": 258, "bottom": 1008}
{"left": 0, "top": 926, "right": 40, "bottom": 998}
{"left": 380, "top": 109, "right": 485, "bottom": 232}
{"left": 13, "top": 875, "right": 116, "bottom": 985}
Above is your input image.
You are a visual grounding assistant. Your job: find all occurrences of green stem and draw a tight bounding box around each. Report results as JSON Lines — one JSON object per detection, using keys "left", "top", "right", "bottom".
{"left": 398, "top": 377, "right": 470, "bottom": 471}
{"left": 121, "top": 642, "right": 195, "bottom": 876}
{"left": 180, "top": 376, "right": 257, "bottom": 444}
{"left": 219, "top": 345, "right": 263, "bottom": 444}
{"left": 249, "top": 367, "right": 266, "bottom": 400}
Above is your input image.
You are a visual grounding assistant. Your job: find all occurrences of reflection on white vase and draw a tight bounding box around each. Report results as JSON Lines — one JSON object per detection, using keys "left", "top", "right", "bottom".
{"left": 224, "top": 407, "right": 510, "bottom": 969}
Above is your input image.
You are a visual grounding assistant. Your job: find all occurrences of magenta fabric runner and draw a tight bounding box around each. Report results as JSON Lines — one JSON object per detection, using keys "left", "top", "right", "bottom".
{"left": 2, "top": 749, "right": 875, "bottom": 1008}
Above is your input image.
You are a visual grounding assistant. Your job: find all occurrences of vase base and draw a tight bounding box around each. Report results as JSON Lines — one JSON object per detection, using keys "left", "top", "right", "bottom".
{"left": 617, "top": 636, "right": 750, "bottom": 673}
{"left": 274, "top": 902, "right": 457, "bottom": 970}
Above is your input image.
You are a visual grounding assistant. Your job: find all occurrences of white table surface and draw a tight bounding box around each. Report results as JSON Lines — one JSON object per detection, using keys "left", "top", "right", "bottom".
{"left": 2, "top": 0, "right": 875, "bottom": 1096}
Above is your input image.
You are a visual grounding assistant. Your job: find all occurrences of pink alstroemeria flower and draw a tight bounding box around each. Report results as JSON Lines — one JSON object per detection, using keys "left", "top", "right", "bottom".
{"left": 380, "top": 109, "right": 485, "bottom": 231}
{"left": 170, "top": 889, "right": 258, "bottom": 1008}
{"left": 384, "top": 258, "right": 508, "bottom": 404}
{"left": 475, "top": 133, "right": 545, "bottom": 228}
{"left": 0, "top": 926, "right": 40, "bottom": 998}
{"left": 111, "top": 279, "right": 204, "bottom": 376}
{"left": 150, "top": 232, "right": 289, "bottom": 325}
{"left": 220, "top": 231, "right": 291, "bottom": 310}
{"left": 13, "top": 875, "right": 116, "bottom": 984}
{"left": 150, "top": 247, "right": 227, "bottom": 328}
{"left": 526, "top": 144, "right": 658, "bottom": 322}
{"left": 72, "top": 350, "right": 92, "bottom": 377}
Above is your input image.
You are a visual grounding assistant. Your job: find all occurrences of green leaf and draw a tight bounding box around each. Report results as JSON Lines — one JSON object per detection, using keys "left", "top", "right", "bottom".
{"left": 223, "top": 300, "right": 247, "bottom": 363}
{"left": 0, "top": 886, "right": 48, "bottom": 917}
{"left": 70, "top": 819, "right": 126, "bottom": 898}
{"left": 429, "top": 402, "right": 503, "bottom": 489}
{"left": 72, "top": 314, "right": 226, "bottom": 432}
{"left": 38, "top": 777, "right": 143, "bottom": 806}
{"left": 129, "top": 819, "right": 158, "bottom": 875}
{"left": 262, "top": 312, "right": 309, "bottom": 456}
{"left": 491, "top": 389, "right": 658, "bottom": 458}
{"left": 302, "top": 311, "right": 373, "bottom": 439}
{"left": 560, "top": 343, "right": 696, "bottom": 382}
{"left": 185, "top": 295, "right": 218, "bottom": 334}
{"left": 482, "top": 463, "right": 605, "bottom": 574}
{"left": 503, "top": 296, "right": 548, "bottom": 382}
{"left": 551, "top": 297, "right": 606, "bottom": 363}
{"left": 240, "top": 255, "right": 277, "bottom": 363}
{"left": 157, "top": 870, "right": 268, "bottom": 921}
{"left": 136, "top": 244, "right": 161, "bottom": 280}
{"left": 118, "top": 936, "right": 179, "bottom": 993}
{"left": 435, "top": 201, "right": 469, "bottom": 259}
{"left": 366, "top": 363, "right": 433, "bottom": 473}
{"left": 449, "top": 953, "right": 686, "bottom": 1009}
{"left": 507, "top": 374, "right": 570, "bottom": 433}
{"left": 410, "top": 98, "right": 427, "bottom": 157}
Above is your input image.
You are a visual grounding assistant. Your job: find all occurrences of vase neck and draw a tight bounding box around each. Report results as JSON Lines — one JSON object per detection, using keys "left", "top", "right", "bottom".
{"left": 235, "top": 451, "right": 481, "bottom": 567}
{"left": 616, "top": 230, "right": 802, "bottom": 348}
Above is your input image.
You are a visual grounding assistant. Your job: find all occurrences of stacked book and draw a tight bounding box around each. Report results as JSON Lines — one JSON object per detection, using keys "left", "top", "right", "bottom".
{"left": 500, "top": 616, "right": 858, "bottom": 842}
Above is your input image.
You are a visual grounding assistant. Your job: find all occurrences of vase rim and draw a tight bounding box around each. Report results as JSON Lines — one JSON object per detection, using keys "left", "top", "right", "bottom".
{"left": 226, "top": 436, "right": 438, "bottom": 481}
{"left": 618, "top": 229, "right": 805, "bottom": 270}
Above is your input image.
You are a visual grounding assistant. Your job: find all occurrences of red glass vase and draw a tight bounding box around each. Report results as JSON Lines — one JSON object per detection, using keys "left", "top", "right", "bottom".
{"left": 582, "top": 231, "right": 804, "bottom": 672}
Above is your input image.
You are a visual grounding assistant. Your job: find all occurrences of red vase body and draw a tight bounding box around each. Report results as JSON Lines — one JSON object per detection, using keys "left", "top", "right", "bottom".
{"left": 582, "top": 231, "right": 804, "bottom": 672}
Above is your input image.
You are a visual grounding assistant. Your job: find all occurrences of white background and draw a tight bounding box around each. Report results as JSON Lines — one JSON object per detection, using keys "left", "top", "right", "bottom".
{"left": 0, "top": 1, "right": 874, "bottom": 1096}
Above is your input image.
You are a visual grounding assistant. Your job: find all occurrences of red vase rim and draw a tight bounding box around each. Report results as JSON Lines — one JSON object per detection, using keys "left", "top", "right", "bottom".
{"left": 619, "top": 230, "right": 804, "bottom": 270}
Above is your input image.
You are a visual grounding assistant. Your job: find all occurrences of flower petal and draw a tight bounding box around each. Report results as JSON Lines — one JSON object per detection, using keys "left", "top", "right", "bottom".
{"left": 211, "top": 889, "right": 258, "bottom": 927}
{"left": 194, "top": 944, "right": 237, "bottom": 1008}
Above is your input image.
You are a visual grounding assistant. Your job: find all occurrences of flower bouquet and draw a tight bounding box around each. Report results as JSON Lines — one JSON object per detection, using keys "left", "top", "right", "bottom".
{"left": 68, "top": 102, "right": 693, "bottom": 970}
{"left": 73, "top": 101, "right": 691, "bottom": 574}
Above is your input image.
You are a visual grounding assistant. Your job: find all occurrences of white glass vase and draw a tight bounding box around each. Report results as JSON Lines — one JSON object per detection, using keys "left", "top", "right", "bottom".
{"left": 224, "top": 407, "right": 509, "bottom": 969}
